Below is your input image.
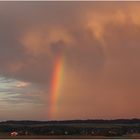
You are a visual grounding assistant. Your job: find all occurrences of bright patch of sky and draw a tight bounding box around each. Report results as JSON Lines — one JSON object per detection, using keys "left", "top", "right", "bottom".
{"left": 0, "top": 76, "right": 42, "bottom": 106}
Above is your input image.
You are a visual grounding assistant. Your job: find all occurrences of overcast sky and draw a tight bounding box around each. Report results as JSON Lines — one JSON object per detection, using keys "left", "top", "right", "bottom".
{"left": 0, "top": 2, "right": 140, "bottom": 121}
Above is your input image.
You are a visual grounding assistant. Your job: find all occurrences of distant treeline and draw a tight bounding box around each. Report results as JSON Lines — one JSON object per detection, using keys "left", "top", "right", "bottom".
{"left": 1, "top": 118, "right": 140, "bottom": 125}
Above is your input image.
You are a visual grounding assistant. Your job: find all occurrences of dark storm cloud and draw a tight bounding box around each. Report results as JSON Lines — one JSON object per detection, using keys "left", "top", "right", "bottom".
{"left": 0, "top": 2, "right": 105, "bottom": 89}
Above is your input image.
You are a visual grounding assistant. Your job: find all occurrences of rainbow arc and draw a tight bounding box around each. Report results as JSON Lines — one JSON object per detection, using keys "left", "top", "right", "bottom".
{"left": 49, "top": 53, "right": 64, "bottom": 119}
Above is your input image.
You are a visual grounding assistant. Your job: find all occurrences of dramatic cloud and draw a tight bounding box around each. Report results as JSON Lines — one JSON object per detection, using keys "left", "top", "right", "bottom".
{"left": 0, "top": 2, "right": 140, "bottom": 120}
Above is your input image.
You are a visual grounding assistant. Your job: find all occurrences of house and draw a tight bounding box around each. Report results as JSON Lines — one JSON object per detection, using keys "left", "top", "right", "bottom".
{"left": 10, "top": 131, "right": 18, "bottom": 136}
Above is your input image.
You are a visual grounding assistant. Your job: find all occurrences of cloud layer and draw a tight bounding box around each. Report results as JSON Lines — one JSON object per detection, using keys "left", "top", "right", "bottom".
{"left": 0, "top": 2, "right": 140, "bottom": 120}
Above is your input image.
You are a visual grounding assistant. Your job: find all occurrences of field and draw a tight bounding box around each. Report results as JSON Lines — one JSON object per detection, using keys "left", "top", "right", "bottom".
{"left": 0, "top": 134, "right": 140, "bottom": 139}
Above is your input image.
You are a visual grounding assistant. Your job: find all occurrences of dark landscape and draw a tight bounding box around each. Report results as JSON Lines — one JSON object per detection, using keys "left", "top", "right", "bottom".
{"left": 0, "top": 119, "right": 140, "bottom": 139}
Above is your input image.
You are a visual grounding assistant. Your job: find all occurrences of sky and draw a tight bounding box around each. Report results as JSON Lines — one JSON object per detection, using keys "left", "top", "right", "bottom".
{"left": 0, "top": 1, "right": 140, "bottom": 121}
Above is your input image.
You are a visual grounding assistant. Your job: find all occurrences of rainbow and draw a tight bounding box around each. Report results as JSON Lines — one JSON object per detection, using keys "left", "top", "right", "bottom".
{"left": 49, "top": 54, "right": 64, "bottom": 119}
